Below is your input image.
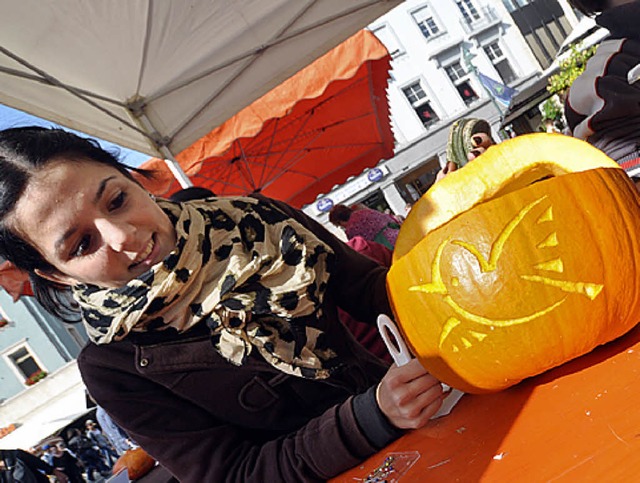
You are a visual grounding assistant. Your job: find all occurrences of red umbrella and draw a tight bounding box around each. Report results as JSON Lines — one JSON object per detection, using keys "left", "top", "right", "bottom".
{"left": 0, "top": 261, "right": 33, "bottom": 301}
{"left": 137, "top": 30, "right": 393, "bottom": 208}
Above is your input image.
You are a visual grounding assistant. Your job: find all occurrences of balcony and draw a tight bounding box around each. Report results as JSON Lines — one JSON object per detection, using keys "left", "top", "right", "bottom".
{"left": 459, "top": 5, "right": 502, "bottom": 36}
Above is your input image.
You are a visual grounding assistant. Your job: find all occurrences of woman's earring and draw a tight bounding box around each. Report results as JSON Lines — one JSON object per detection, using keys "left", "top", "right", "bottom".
{"left": 150, "top": 193, "right": 156, "bottom": 201}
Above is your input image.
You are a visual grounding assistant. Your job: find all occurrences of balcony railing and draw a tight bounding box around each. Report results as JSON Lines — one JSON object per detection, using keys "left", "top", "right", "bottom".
{"left": 459, "top": 5, "right": 501, "bottom": 36}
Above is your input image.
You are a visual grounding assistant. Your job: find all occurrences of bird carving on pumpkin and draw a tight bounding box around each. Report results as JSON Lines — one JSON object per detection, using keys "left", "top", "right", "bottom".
{"left": 409, "top": 195, "right": 603, "bottom": 351}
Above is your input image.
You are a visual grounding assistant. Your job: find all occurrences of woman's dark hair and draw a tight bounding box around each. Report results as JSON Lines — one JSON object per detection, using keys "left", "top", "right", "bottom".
{"left": 569, "top": 0, "right": 609, "bottom": 15}
{"left": 328, "top": 204, "right": 353, "bottom": 226}
{"left": 0, "top": 126, "right": 152, "bottom": 322}
{"left": 169, "top": 186, "right": 215, "bottom": 202}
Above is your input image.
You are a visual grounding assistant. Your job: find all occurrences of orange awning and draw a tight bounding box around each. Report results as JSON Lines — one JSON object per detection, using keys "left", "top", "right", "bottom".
{"left": 137, "top": 29, "right": 393, "bottom": 208}
{"left": 0, "top": 261, "right": 33, "bottom": 301}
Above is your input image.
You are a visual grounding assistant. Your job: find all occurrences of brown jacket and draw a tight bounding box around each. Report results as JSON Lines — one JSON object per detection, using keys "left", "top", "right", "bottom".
{"left": 78, "top": 196, "right": 399, "bottom": 482}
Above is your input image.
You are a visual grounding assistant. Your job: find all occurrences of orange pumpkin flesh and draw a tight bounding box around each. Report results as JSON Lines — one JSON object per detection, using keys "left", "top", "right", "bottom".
{"left": 388, "top": 133, "right": 640, "bottom": 393}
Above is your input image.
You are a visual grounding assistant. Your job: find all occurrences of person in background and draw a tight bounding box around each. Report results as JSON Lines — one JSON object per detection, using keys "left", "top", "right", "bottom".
{"left": 328, "top": 203, "right": 401, "bottom": 249}
{"left": 0, "top": 448, "right": 67, "bottom": 483}
{"left": 85, "top": 419, "right": 119, "bottom": 465}
{"left": 436, "top": 118, "right": 495, "bottom": 181}
{"left": 0, "top": 127, "right": 445, "bottom": 482}
{"left": 66, "top": 428, "right": 110, "bottom": 482}
{"left": 338, "top": 236, "right": 394, "bottom": 362}
{"left": 403, "top": 202, "right": 413, "bottom": 218}
{"left": 96, "top": 406, "right": 136, "bottom": 455}
{"left": 40, "top": 445, "right": 54, "bottom": 467}
{"left": 50, "top": 442, "right": 84, "bottom": 483}
{"left": 565, "top": 0, "right": 640, "bottom": 165}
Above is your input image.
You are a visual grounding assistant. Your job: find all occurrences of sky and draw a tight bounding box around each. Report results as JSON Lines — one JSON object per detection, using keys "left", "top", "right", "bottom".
{"left": 0, "top": 103, "right": 150, "bottom": 168}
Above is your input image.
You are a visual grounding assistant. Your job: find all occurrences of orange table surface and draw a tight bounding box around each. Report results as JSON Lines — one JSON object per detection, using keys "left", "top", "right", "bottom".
{"left": 332, "top": 324, "right": 640, "bottom": 482}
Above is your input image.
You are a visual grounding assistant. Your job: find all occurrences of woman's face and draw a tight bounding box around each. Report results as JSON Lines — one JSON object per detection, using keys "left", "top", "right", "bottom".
{"left": 9, "top": 158, "right": 177, "bottom": 288}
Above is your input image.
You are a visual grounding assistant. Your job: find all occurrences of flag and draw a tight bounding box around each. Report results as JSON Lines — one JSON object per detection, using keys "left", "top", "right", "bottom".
{"left": 477, "top": 72, "right": 518, "bottom": 107}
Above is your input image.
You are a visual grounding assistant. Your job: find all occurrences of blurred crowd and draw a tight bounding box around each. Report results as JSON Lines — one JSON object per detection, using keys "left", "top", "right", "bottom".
{"left": 1, "top": 408, "right": 137, "bottom": 483}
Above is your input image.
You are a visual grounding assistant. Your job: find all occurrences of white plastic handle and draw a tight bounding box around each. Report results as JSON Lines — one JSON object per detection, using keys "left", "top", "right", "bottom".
{"left": 377, "top": 314, "right": 412, "bottom": 366}
{"left": 377, "top": 314, "right": 464, "bottom": 418}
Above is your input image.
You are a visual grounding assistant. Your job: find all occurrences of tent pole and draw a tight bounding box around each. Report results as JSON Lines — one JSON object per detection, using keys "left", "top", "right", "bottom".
{"left": 134, "top": 111, "right": 193, "bottom": 188}
{"left": 159, "top": 146, "right": 193, "bottom": 189}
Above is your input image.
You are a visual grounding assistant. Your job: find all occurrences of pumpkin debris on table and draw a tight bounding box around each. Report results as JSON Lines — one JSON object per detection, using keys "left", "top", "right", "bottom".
{"left": 112, "top": 447, "right": 156, "bottom": 480}
{"left": 388, "top": 133, "right": 640, "bottom": 393}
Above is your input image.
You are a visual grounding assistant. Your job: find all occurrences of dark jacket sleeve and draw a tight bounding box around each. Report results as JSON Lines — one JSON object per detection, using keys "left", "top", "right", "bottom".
{"left": 78, "top": 342, "right": 398, "bottom": 483}
{"left": 14, "top": 449, "right": 55, "bottom": 478}
{"left": 565, "top": 4, "right": 640, "bottom": 163}
{"left": 255, "top": 195, "right": 393, "bottom": 324}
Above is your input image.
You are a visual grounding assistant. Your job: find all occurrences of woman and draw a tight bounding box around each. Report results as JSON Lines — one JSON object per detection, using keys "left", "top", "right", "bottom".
{"left": 328, "top": 204, "right": 401, "bottom": 249}
{"left": 0, "top": 127, "right": 444, "bottom": 482}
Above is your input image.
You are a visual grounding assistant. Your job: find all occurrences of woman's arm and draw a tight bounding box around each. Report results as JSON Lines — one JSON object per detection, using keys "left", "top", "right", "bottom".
{"left": 78, "top": 341, "right": 400, "bottom": 483}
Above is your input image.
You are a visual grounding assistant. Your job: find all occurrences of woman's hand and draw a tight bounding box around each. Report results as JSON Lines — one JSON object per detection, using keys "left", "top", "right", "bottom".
{"left": 376, "top": 359, "right": 445, "bottom": 429}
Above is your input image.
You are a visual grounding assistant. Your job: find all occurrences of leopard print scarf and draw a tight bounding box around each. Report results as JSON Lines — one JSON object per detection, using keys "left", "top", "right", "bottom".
{"left": 73, "top": 197, "right": 338, "bottom": 379}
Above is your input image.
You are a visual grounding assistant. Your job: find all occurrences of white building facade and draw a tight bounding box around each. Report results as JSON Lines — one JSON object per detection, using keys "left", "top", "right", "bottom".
{"left": 304, "top": 0, "right": 580, "bottom": 224}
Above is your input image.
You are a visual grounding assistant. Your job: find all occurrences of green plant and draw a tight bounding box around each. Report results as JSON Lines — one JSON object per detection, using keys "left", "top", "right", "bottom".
{"left": 25, "top": 370, "right": 47, "bottom": 386}
{"left": 547, "top": 43, "right": 598, "bottom": 95}
{"left": 539, "top": 97, "right": 565, "bottom": 132}
{"left": 541, "top": 98, "right": 563, "bottom": 122}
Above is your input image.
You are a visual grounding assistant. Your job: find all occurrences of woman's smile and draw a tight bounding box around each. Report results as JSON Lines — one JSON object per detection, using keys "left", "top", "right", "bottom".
{"left": 130, "top": 237, "right": 156, "bottom": 268}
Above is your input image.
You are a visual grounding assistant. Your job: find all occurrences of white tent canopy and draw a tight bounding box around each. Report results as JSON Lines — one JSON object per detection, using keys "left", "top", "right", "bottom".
{"left": 0, "top": 0, "right": 400, "bottom": 184}
{"left": 0, "top": 362, "right": 88, "bottom": 450}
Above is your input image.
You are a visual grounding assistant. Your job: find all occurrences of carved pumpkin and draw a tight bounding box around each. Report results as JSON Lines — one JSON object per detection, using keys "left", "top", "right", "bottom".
{"left": 388, "top": 133, "right": 640, "bottom": 393}
{"left": 112, "top": 447, "right": 156, "bottom": 480}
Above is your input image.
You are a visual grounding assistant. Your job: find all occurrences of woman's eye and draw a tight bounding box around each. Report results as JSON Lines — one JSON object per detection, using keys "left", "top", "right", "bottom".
{"left": 72, "top": 235, "right": 92, "bottom": 258}
{"left": 109, "top": 191, "right": 126, "bottom": 211}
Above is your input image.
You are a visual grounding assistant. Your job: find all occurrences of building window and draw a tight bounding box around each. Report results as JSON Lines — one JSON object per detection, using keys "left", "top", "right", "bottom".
{"left": 403, "top": 82, "right": 427, "bottom": 105}
{"left": 456, "top": 0, "right": 480, "bottom": 24}
{"left": 502, "top": 0, "right": 531, "bottom": 13}
{"left": 414, "top": 102, "right": 439, "bottom": 127}
{"left": 445, "top": 62, "right": 467, "bottom": 82}
{"left": 483, "top": 40, "right": 517, "bottom": 84}
{"left": 483, "top": 41, "right": 503, "bottom": 62}
{"left": 6, "top": 344, "right": 45, "bottom": 385}
{"left": 360, "top": 190, "right": 391, "bottom": 214}
{"left": 412, "top": 6, "right": 441, "bottom": 40}
{"left": 455, "top": 81, "right": 479, "bottom": 104}
{"left": 402, "top": 82, "right": 440, "bottom": 128}
{"left": 395, "top": 156, "right": 441, "bottom": 203}
{"left": 372, "top": 25, "right": 405, "bottom": 58}
{"left": 65, "top": 325, "right": 86, "bottom": 349}
{"left": 445, "top": 61, "right": 479, "bottom": 105}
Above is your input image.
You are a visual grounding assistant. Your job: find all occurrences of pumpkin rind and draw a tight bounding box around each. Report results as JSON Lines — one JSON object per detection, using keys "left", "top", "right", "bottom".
{"left": 388, "top": 134, "right": 640, "bottom": 393}
{"left": 113, "top": 448, "right": 156, "bottom": 480}
{"left": 394, "top": 133, "right": 621, "bottom": 262}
